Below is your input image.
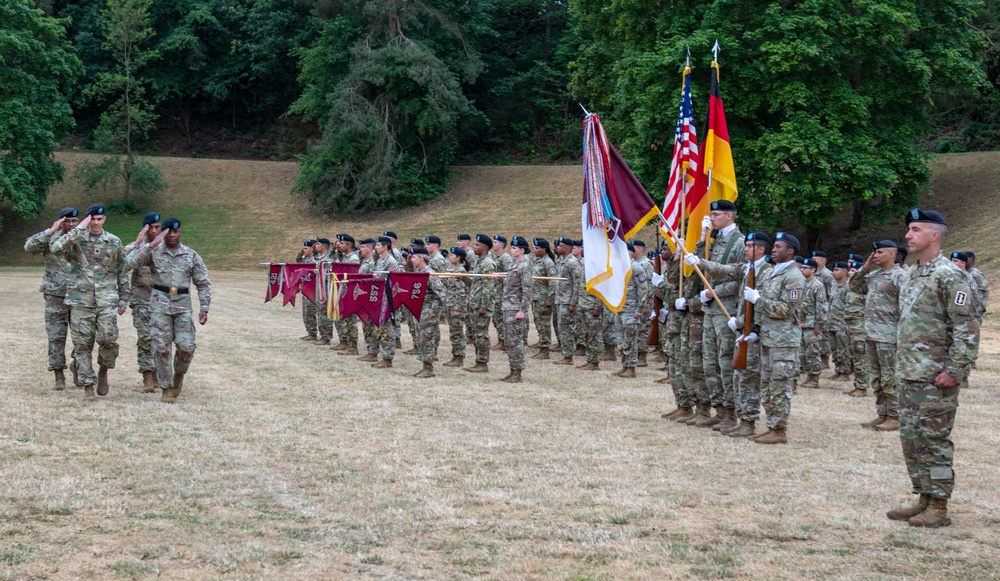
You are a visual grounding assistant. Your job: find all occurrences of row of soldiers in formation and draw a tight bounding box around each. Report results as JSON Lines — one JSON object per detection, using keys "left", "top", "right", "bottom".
{"left": 25, "top": 207, "right": 212, "bottom": 403}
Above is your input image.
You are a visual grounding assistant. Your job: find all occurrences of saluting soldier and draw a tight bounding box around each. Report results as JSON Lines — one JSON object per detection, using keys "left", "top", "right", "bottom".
{"left": 843, "top": 257, "right": 870, "bottom": 396}
{"left": 496, "top": 236, "right": 533, "bottom": 383}
{"left": 24, "top": 207, "right": 80, "bottom": 390}
{"left": 409, "top": 248, "right": 446, "bottom": 378}
{"left": 356, "top": 238, "right": 380, "bottom": 362}
{"left": 371, "top": 236, "right": 401, "bottom": 368}
{"left": 331, "top": 235, "right": 361, "bottom": 354}
{"left": 552, "top": 237, "right": 583, "bottom": 365}
{"left": 811, "top": 251, "right": 835, "bottom": 369}
{"left": 442, "top": 247, "right": 470, "bottom": 367}
{"left": 828, "top": 262, "right": 853, "bottom": 382}
{"left": 491, "top": 235, "right": 514, "bottom": 351}
{"left": 529, "top": 238, "right": 556, "bottom": 358}
{"left": 123, "top": 212, "right": 162, "bottom": 392}
{"left": 465, "top": 235, "right": 498, "bottom": 373}
{"left": 50, "top": 205, "right": 130, "bottom": 401}
{"left": 296, "top": 240, "right": 318, "bottom": 341}
{"left": 125, "top": 218, "right": 211, "bottom": 403}
{"left": 798, "top": 258, "right": 829, "bottom": 389}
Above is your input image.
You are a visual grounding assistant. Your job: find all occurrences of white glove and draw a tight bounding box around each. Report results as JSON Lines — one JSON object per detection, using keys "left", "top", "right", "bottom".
{"left": 744, "top": 286, "right": 760, "bottom": 304}
{"left": 651, "top": 272, "right": 664, "bottom": 286}
{"left": 684, "top": 253, "right": 701, "bottom": 266}
{"left": 675, "top": 298, "right": 687, "bottom": 311}
{"left": 701, "top": 216, "right": 712, "bottom": 231}
{"left": 699, "top": 289, "right": 712, "bottom": 303}
{"left": 727, "top": 316, "right": 738, "bottom": 332}
{"left": 735, "top": 334, "right": 744, "bottom": 346}
{"left": 745, "top": 332, "right": 759, "bottom": 343}
{"left": 649, "top": 310, "right": 657, "bottom": 320}
{"left": 658, "top": 309, "right": 668, "bottom": 323}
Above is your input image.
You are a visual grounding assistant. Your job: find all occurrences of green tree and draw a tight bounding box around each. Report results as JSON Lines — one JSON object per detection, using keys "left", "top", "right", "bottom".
{"left": 571, "top": 0, "right": 987, "bottom": 240}
{"left": 0, "top": 0, "right": 81, "bottom": 231}
{"left": 77, "top": 0, "right": 166, "bottom": 201}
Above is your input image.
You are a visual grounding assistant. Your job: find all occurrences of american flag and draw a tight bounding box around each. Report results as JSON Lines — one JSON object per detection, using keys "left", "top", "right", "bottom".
{"left": 660, "top": 67, "right": 698, "bottom": 238}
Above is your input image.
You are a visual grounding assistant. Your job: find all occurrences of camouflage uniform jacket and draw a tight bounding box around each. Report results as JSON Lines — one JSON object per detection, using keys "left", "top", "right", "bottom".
{"left": 695, "top": 225, "right": 745, "bottom": 316}
{"left": 755, "top": 261, "right": 805, "bottom": 348}
{"left": 531, "top": 255, "right": 555, "bottom": 304}
{"left": 342, "top": 251, "right": 360, "bottom": 264}
{"left": 896, "top": 254, "right": 977, "bottom": 382}
{"left": 127, "top": 242, "right": 212, "bottom": 314}
{"left": 655, "top": 259, "right": 684, "bottom": 334}
{"left": 50, "top": 226, "right": 130, "bottom": 309}
{"left": 124, "top": 240, "right": 155, "bottom": 306}
{"left": 359, "top": 257, "right": 376, "bottom": 275}
{"left": 968, "top": 266, "right": 988, "bottom": 321}
{"left": 554, "top": 254, "right": 583, "bottom": 305}
{"left": 493, "top": 251, "right": 513, "bottom": 273}
{"left": 444, "top": 262, "right": 469, "bottom": 312}
{"left": 469, "top": 254, "right": 498, "bottom": 311}
{"left": 501, "top": 256, "right": 533, "bottom": 312}
{"left": 636, "top": 256, "right": 655, "bottom": 307}
{"left": 816, "top": 267, "right": 835, "bottom": 302}
{"left": 623, "top": 259, "right": 650, "bottom": 313}
{"left": 850, "top": 263, "right": 905, "bottom": 343}
{"left": 418, "top": 265, "right": 446, "bottom": 311}
{"left": 374, "top": 253, "right": 400, "bottom": 276}
{"left": 798, "top": 276, "right": 829, "bottom": 330}
{"left": 828, "top": 280, "right": 849, "bottom": 332}
{"left": 429, "top": 251, "right": 448, "bottom": 273}
{"left": 843, "top": 273, "right": 866, "bottom": 324}
{"left": 667, "top": 259, "right": 706, "bottom": 316}
{"left": 24, "top": 228, "right": 72, "bottom": 296}
{"left": 702, "top": 257, "right": 772, "bottom": 330}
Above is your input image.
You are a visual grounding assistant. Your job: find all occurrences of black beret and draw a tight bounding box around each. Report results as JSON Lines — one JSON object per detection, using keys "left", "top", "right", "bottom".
{"left": 533, "top": 237, "right": 550, "bottom": 249}
{"left": 746, "top": 231, "right": 771, "bottom": 244}
{"left": 425, "top": 235, "right": 441, "bottom": 245}
{"left": 410, "top": 247, "right": 429, "bottom": 256}
{"left": 573, "top": 239, "right": 584, "bottom": 247}
{"left": 630, "top": 239, "right": 646, "bottom": 248}
{"left": 59, "top": 207, "right": 79, "bottom": 219}
{"left": 710, "top": 200, "right": 737, "bottom": 211}
{"left": 850, "top": 261, "right": 864, "bottom": 270}
{"left": 141, "top": 212, "right": 160, "bottom": 226}
{"left": 511, "top": 236, "right": 530, "bottom": 249}
{"left": 493, "top": 235, "right": 507, "bottom": 245}
{"left": 811, "top": 250, "right": 827, "bottom": 258}
{"left": 802, "top": 258, "right": 818, "bottom": 268}
{"left": 304, "top": 239, "right": 316, "bottom": 247}
{"left": 906, "top": 208, "right": 947, "bottom": 226}
{"left": 475, "top": 234, "right": 492, "bottom": 246}
{"left": 85, "top": 204, "right": 105, "bottom": 217}
{"left": 400, "top": 247, "right": 410, "bottom": 255}
{"left": 383, "top": 231, "right": 397, "bottom": 239}
{"left": 315, "top": 237, "right": 331, "bottom": 245}
{"left": 896, "top": 244, "right": 909, "bottom": 257}
{"left": 162, "top": 217, "right": 181, "bottom": 231}
{"left": 764, "top": 255, "right": 774, "bottom": 264}
{"left": 457, "top": 234, "right": 471, "bottom": 241}
{"left": 410, "top": 238, "right": 425, "bottom": 247}
{"left": 966, "top": 251, "right": 976, "bottom": 259}
{"left": 833, "top": 261, "right": 848, "bottom": 269}
{"left": 376, "top": 236, "right": 392, "bottom": 245}
{"left": 340, "top": 234, "right": 355, "bottom": 245}
{"left": 848, "top": 253, "right": 864, "bottom": 262}
{"left": 626, "top": 242, "right": 635, "bottom": 252}
{"left": 795, "top": 256, "right": 805, "bottom": 264}
{"left": 359, "top": 237, "right": 375, "bottom": 245}
{"left": 872, "top": 240, "right": 898, "bottom": 250}
{"left": 774, "top": 232, "right": 800, "bottom": 250}
{"left": 951, "top": 251, "right": 969, "bottom": 262}
{"left": 450, "top": 247, "right": 467, "bottom": 259}
{"left": 555, "top": 236, "right": 573, "bottom": 247}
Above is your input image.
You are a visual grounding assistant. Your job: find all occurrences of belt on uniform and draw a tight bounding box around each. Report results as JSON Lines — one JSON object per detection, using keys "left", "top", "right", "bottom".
{"left": 153, "top": 285, "right": 189, "bottom": 295}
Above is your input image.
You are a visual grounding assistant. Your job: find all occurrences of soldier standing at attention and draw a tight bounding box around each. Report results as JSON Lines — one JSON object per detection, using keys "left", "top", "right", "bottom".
{"left": 843, "top": 259, "right": 870, "bottom": 396}
{"left": 334, "top": 235, "right": 361, "bottom": 355}
{"left": 798, "top": 258, "right": 828, "bottom": 389}
{"left": 50, "top": 205, "right": 130, "bottom": 401}
{"left": 741, "top": 232, "right": 804, "bottom": 444}
{"left": 465, "top": 234, "right": 498, "bottom": 373}
{"left": 490, "top": 235, "right": 513, "bottom": 351}
{"left": 442, "top": 247, "right": 469, "bottom": 367}
{"left": 125, "top": 218, "right": 211, "bottom": 403}
{"left": 828, "top": 262, "right": 853, "bottom": 382}
{"left": 495, "top": 236, "right": 533, "bottom": 383}
{"left": 296, "top": 240, "right": 317, "bottom": 341}
{"left": 811, "top": 251, "right": 835, "bottom": 369}
{"left": 408, "top": 248, "right": 446, "bottom": 378}
{"left": 656, "top": 246, "right": 690, "bottom": 417}
{"left": 356, "top": 238, "right": 379, "bottom": 362}
{"left": 572, "top": 240, "right": 588, "bottom": 354}
{"left": 576, "top": 242, "right": 604, "bottom": 372}
{"left": 631, "top": 240, "right": 655, "bottom": 367}
{"left": 674, "top": 246, "right": 710, "bottom": 427}
{"left": 552, "top": 237, "right": 582, "bottom": 365}
{"left": 371, "top": 236, "right": 401, "bottom": 368}
{"left": 965, "top": 252, "right": 989, "bottom": 315}
{"left": 529, "top": 238, "right": 556, "bottom": 359}
{"left": 312, "top": 237, "right": 335, "bottom": 346}
{"left": 613, "top": 241, "right": 650, "bottom": 378}
{"left": 24, "top": 207, "right": 80, "bottom": 390}
{"left": 886, "top": 209, "right": 976, "bottom": 528}
{"left": 851, "top": 240, "right": 906, "bottom": 431}
{"left": 124, "top": 212, "right": 162, "bottom": 392}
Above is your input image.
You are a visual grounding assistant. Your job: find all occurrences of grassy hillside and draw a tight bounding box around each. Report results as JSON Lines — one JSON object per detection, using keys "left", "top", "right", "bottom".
{"left": 2, "top": 151, "right": 999, "bottom": 273}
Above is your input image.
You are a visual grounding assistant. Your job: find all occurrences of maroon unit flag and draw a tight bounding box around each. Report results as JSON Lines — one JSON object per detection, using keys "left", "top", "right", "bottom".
{"left": 338, "top": 278, "right": 390, "bottom": 326}
{"left": 319, "top": 262, "right": 363, "bottom": 303}
{"left": 281, "top": 262, "right": 316, "bottom": 306}
{"left": 265, "top": 264, "right": 282, "bottom": 303}
{"left": 388, "top": 271, "right": 430, "bottom": 321}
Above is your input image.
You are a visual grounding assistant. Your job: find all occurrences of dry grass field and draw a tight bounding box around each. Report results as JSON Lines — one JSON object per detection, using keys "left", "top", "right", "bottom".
{"left": 2, "top": 269, "right": 999, "bottom": 580}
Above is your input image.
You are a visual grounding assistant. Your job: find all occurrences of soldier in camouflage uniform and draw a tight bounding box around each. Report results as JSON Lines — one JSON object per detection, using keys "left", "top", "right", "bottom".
{"left": 672, "top": 253, "right": 710, "bottom": 426}
{"left": 331, "top": 235, "right": 361, "bottom": 353}
{"left": 497, "top": 236, "right": 533, "bottom": 382}
{"left": 843, "top": 260, "right": 870, "bottom": 396}
{"left": 312, "top": 238, "right": 335, "bottom": 345}
{"left": 529, "top": 238, "right": 556, "bottom": 358}
{"left": 851, "top": 240, "right": 906, "bottom": 431}
{"left": 741, "top": 232, "right": 804, "bottom": 444}
{"left": 408, "top": 249, "right": 446, "bottom": 377}
{"left": 370, "top": 237, "right": 402, "bottom": 367}
{"left": 811, "top": 251, "right": 835, "bottom": 369}
{"left": 442, "top": 247, "right": 469, "bottom": 367}
{"left": 552, "top": 237, "right": 583, "bottom": 365}
{"left": 576, "top": 242, "right": 604, "bottom": 371}
{"left": 828, "top": 262, "right": 853, "bottom": 381}
{"left": 886, "top": 208, "right": 977, "bottom": 528}
{"left": 465, "top": 235, "right": 498, "bottom": 373}
{"left": 125, "top": 218, "right": 211, "bottom": 403}
{"left": 572, "top": 241, "right": 587, "bottom": 353}
{"left": 50, "top": 205, "right": 130, "bottom": 400}
{"left": 949, "top": 252, "right": 982, "bottom": 387}
{"left": 296, "top": 240, "right": 318, "bottom": 340}
{"left": 425, "top": 236, "right": 449, "bottom": 351}
{"left": 24, "top": 207, "right": 79, "bottom": 390}
{"left": 356, "top": 238, "right": 380, "bottom": 362}
{"left": 797, "top": 259, "right": 828, "bottom": 388}
{"left": 490, "top": 235, "right": 514, "bottom": 351}
{"left": 613, "top": 242, "right": 650, "bottom": 378}
{"left": 123, "top": 212, "right": 162, "bottom": 392}
{"left": 657, "top": 249, "right": 693, "bottom": 418}
{"left": 965, "top": 251, "right": 989, "bottom": 318}
{"left": 631, "top": 240, "right": 655, "bottom": 367}
{"left": 400, "top": 239, "right": 424, "bottom": 354}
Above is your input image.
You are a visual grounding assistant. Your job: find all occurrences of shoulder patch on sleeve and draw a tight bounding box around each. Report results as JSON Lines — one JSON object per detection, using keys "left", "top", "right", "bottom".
{"left": 789, "top": 288, "right": 799, "bottom": 301}
{"left": 955, "top": 291, "right": 967, "bottom": 306}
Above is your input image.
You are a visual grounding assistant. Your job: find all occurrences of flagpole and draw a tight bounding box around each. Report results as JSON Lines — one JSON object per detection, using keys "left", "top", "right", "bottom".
{"left": 660, "top": 222, "right": 732, "bottom": 320}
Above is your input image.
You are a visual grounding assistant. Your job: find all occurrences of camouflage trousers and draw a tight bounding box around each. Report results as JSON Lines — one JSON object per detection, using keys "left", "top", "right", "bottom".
{"left": 469, "top": 309, "right": 493, "bottom": 364}
{"left": 69, "top": 306, "right": 120, "bottom": 387}
{"left": 734, "top": 340, "right": 762, "bottom": 421}
{"left": 760, "top": 346, "right": 797, "bottom": 430}
{"left": 867, "top": 340, "right": 900, "bottom": 417}
{"left": 317, "top": 310, "right": 333, "bottom": 341}
{"left": 682, "top": 312, "right": 708, "bottom": 404}
{"left": 800, "top": 328, "right": 823, "bottom": 375}
{"left": 131, "top": 303, "right": 155, "bottom": 373}
{"left": 830, "top": 327, "right": 852, "bottom": 375}
{"left": 375, "top": 313, "right": 399, "bottom": 360}
{"left": 43, "top": 294, "right": 70, "bottom": 371}
{"left": 574, "top": 307, "right": 586, "bottom": 349}
{"left": 898, "top": 379, "right": 959, "bottom": 499}
{"left": 403, "top": 308, "right": 421, "bottom": 347}
{"left": 556, "top": 305, "right": 576, "bottom": 358}
{"left": 302, "top": 299, "right": 318, "bottom": 336}
{"left": 150, "top": 309, "right": 196, "bottom": 389}
{"left": 581, "top": 307, "right": 604, "bottom": 364}
{"left": 363, "top": 321, "right": 378, "bottom": 355}
{"left": 417, "top": 305, "right": 441, "bottom": 364}
{"left": 531, "top": 300, "right": 553, "bottom": 348}
{"left": 637, "top": 314, "right": 650, "bottom": 355}
{"left": 666, "top": 333, "right": 693, "bottom": 408}
{"left": 820, "top": 328, "right": 832, "bottom": 357}
{"left": 702, "top": 313, "right": 737, "bottom": 408}
{"left": 334, "top": 316, "right": 358, "bottom": 344}
{"left": 618, "top": 311, "right": 642, "bottom": 367}
{"left": 502, "top": 310, "right": 526, "bottom": 371}
{"left": 492, "top": 297, "right": 505, "bottom": 339}
{"left": 603, "top": 308, "right": 619, "bottom": 352}
{"left": 447, "top": 309, "right": 467, "bottom": 357}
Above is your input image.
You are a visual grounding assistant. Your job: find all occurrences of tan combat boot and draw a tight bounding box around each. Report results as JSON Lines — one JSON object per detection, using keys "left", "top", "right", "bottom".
{"left": 753, "top": 427, "right": 787, "bottom": 444}
{"left": 716, "top": 411, "right": 739, "bottom": 432}
{"left": 908, "top": 498, "right": 951, "bottom": 528}
{"left": 618, "top": 366, "right": 636, "bottom": 378}
{"left": 414, "top": 362, "right": 435, "bottom": 378}
{"left": 576, "top": 361, "right": 600, "bottom": 371}
{"left": 342, "top": 341, "right": 359, "bottom": 356}
{"left": 316, "top": 339, "right": 332, "bottom": 346}
{"left": 661, "top": 408, "right": 683, "bottom": 420}
{"left": 502, "top": 368, "right": 522, "bottom": 383}
{"left": 403, "top": 347, "right": 419, "bottom": 355}
{"left": 300, "top": 334, "right": 317, "bottom": 341}
{"left": 554, "top": 356, "right": 574, "bottom": 365}
{"left": 846, "top": 388, "right": 867, "bottom": 397}
{"left": 601, "top": 346, "right": 616, "bottom": 361}
{"left": 53, "top": 369, "right": 66, "bottom": 391}
{"left": 443, "top": 355, "right": 465, "bottom": 367}
{"left": 161, "top": 373, "right": 184, "bottom": 403}
{"left": 887, "top": 494, "right": 930, "bottom": 521}
{"left": 802, "top": 374, "right": 821, "bottom": 389}
{"left": 861, "top": 415, "right": 887, "bottom": 429}
{"left": 637, "top": 352, "right": 648, "bottom": 367}
{"left": 492, "top": 340, "right": 506, "bottom": 351}
{"left": 875, "top": 416, "right": 900, "bottom": 431}
{"left": 574, "top": 345, "right": 586, "bottom": 357}
{"left": 358, "top": 353, "right": 378, "bottom": 362}
{"left": 673, "top": 407, "right": 694, "bottom": 421}
{"left": 654, "top": 375, "right": 671, "bottom": 384}
{"left": 682, "top": 403, "right": 709, "bottom": 425}
{"left": 729, "top": 420, "right": 756, "bottom": 438}
{"left": 464, "top": 361, "right": 488, "bottom": 373}
{"left": 821, "top": 354, "right": 830, "bottom": 369}
{"left": 97, "top": 367, "right": 110, "bottom": 396}
{"left": 142, "top": 370, "right": 156, "bottom": 393}
{"left": 372, "top": 358, "right": 393, "bottom": 368}
{"left": 84, "top": 386, "right": 96, "bottom": 401}
{"left": 531, "top": 347, "right": 550, "bottom": 360}
{"left": 748, "top": 427, "right": 772, "bottom": 441}
{"left": 396, "top": 338, "right": 403, "bottom": 349}
{"left": 70, "top": 359, "right": 80, "bottom": 387}
{"left": 696, "top": 406, "right": 725, "bottom": 428}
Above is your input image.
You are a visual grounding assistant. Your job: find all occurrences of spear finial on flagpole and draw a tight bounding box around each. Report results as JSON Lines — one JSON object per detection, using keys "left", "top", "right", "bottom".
{"left": 685, "top": 46, "right": 690, "bottom": 68}
{"left": 579, "top": 103, "right": 591, "bottom": 117}
{"left": 712, "top": 39, "right": 720, "bottom": 62}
